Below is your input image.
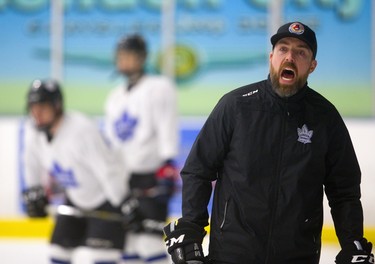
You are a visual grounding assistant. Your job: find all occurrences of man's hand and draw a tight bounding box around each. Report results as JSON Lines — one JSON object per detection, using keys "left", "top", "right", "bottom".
{"left": 164, "top": 219, "right": 207, "bottom": 264}
{"left": 336, "top": 238, "right": 374, "bottom": 264}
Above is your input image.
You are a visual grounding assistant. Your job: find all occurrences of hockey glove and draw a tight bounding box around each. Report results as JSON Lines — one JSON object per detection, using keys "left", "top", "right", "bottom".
{"left": 121, "top": 196, "right": 142, "bottom": 230}
{"left": 155, "top": 160, "right": 179, "bottom": 202}
{"left": 336, "top": 238, "right": 374, "bottom": 264}
{"left": 22, "top": 186, "right": 48, "bottom": 217}
{"left": 164, "top": 219, "right": 207, "bottom": 264}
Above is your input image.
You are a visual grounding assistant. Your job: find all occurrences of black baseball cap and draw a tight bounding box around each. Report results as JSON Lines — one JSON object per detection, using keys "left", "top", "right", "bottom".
{"left": 271, "top": 21, "right": 317, "bottom": 59}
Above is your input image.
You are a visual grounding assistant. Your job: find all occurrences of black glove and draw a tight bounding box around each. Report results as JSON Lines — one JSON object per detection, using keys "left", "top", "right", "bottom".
{"left": 164, "top": 219, "right": 207, "bottom": 264}
{"left": 336, "top": 238, "right": 374, "bottom": 264}
{"left": 22, "top": 186, "right": 48, "bottom": 217}
{"left": 121, "top": 196, "right": 142, "bottom": 231}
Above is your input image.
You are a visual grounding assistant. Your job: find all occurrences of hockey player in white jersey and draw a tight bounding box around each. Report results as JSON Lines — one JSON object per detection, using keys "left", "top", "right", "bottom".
{"left": 22, "top": 79, "right": 129, "bottom": 264}
{"left": 103, "top": 34, "right": 179, "bottom": 264}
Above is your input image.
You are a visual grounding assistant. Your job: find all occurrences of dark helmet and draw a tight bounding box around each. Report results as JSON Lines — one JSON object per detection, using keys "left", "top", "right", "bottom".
{"left": 116, "top": 34, "right": 147, "bottom": 59}
{"left": 27, "top": 79, "right": 63, "bottom": 110}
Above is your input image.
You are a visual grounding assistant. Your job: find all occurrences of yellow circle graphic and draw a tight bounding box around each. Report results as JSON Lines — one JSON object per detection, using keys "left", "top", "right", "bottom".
{"left": 157, "top": 44, "right": 198, "bottom": 80}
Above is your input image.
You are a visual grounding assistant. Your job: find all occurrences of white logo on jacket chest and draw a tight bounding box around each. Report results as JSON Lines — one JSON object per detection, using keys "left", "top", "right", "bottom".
{"left": 297, "top": 124, "right": 313, "bottom": 144}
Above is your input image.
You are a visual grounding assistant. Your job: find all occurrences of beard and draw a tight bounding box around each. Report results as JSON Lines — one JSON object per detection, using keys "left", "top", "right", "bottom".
{"left": 270, "top": 62, "right": 309, "bottom": 98}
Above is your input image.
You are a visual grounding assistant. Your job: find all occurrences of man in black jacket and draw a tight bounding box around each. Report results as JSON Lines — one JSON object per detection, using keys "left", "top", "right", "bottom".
{"left": 163, "top": 21, "right": 374, "bottom": 264}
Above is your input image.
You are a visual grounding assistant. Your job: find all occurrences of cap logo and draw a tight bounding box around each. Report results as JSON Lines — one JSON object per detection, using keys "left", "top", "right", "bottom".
{"left": 31, "top": 80, "right": 42, "bottom": 90}
{"left": 289, "top": 22, "right": 304, "bottom": 35}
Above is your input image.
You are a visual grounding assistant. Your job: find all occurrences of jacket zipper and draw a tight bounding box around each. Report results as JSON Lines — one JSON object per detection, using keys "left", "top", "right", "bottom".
{"left": 265, "top": 99, "right": 289, "bottom": 263}
{"left": 220, "top": 200, "right": 228, "bottom": 231}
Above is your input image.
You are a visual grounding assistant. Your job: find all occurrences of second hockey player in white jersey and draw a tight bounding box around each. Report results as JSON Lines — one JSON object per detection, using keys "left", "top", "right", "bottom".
{"left": 104, "top": 34, "right": 179, "bottom": 264}
{"left": 22, "top": 79, "right": 129, "bottom": 264}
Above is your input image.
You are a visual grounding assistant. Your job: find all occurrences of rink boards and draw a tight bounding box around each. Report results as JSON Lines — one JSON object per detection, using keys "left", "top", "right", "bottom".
{"left": 0, "top": 217, "right": 374, "bottom": 246}
{"left": 0, "top": 117, "right": 375, "bottom": 244}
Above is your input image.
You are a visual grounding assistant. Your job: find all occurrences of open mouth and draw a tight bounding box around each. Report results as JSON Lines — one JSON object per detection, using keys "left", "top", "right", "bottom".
{"left": 281, "top": 68, "right": 296, "bottom": 81}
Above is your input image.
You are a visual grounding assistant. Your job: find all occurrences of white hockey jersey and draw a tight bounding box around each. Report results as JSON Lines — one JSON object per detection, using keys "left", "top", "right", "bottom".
{"left": 22, "top": 112, "right": 127, "bottom": 210}
{"left": 104, "top": 75, "right": 179, "bottom": 173}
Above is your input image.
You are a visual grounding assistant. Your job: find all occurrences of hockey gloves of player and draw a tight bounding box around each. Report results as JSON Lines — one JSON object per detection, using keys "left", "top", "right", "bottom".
{"left": 335, "top": 238, "right": 374, "bottom": 264}
{"left": 121, "top": 195, "right": 141, "bottom": 230}
{"left": 22, "top": 186, "right": 48, "bottom": 217}
{"left": 164, "top": 219, "right": 207, "bottom": 264}
{"left": 155, "top": 160, "right": 179, "bottom": 202}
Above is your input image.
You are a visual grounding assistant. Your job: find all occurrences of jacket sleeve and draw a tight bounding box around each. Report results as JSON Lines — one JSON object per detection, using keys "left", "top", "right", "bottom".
{"left": 324, "top": 110, "right": 363, "bottom": 248}
{"left": 181, "top": 94, "right": 234, "bottom": 227}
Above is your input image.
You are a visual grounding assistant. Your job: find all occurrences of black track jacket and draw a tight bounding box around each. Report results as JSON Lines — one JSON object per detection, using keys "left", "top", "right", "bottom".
{"left": 180, "top": 78, "right": 363, "bottom": 264}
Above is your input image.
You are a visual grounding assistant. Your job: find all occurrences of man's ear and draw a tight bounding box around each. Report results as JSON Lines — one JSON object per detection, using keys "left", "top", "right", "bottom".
{"left": 309, "top": 59, "right": 317, "bottom": 73}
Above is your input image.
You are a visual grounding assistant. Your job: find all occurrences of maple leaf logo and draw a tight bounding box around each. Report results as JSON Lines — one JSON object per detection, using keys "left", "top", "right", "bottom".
{"left": 114, "top": 111, "right": 138, "bottom": 141}
{"left": 50, "top": 162, "right": 78, "bottom": 187}
{"left": 297, "top": 124, "right": 313, "bottom": 144}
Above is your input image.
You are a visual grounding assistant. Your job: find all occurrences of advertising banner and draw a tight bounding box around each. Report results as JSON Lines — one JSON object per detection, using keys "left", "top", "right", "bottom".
{"left": 0, "top": 0, "right": 372, "bottom": 116}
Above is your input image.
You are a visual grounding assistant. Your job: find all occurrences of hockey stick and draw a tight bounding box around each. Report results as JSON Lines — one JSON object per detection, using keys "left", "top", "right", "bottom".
{"left": 49, "top": 204, "right": 165, "bottom": 233}
{"left": 52, "top": 204, "right": 126, "bottom": 222}
{"left": 47, "top": 183, "right": 174, "bottom": 231}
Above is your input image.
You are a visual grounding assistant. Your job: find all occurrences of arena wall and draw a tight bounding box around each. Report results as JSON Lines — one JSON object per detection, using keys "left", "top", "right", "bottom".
{"left": 0, "top": 117, "right": 374, "bottom": 243}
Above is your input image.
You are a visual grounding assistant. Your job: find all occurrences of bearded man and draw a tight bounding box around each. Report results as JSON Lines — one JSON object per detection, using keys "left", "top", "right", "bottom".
{"left": 163, "top": 22, "right": 374, "bottom": 264}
